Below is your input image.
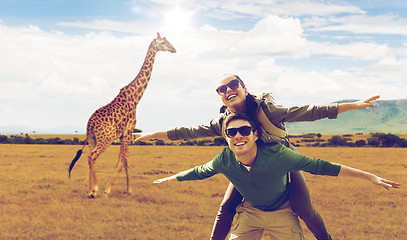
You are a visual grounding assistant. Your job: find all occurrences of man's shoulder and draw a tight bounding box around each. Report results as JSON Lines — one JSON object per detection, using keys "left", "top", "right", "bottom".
{"left": 258, "top": 143, "right": 284, "bottom": 153}
{"left": 215, "top": 147, "right": 234, "bottom": 162}
{"left": 212, "top": 147, "right": 238, "bottom": 169}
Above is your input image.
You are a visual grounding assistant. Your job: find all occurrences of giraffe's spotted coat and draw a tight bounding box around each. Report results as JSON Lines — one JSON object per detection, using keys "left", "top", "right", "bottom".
{"left": 80, "top": 33, "right": 176, "bottom": 197}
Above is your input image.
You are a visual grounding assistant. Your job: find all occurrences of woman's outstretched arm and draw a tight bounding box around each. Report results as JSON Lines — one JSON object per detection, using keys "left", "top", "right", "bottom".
{"left": 134, "top": 131, "right": 169, "bottom": 142}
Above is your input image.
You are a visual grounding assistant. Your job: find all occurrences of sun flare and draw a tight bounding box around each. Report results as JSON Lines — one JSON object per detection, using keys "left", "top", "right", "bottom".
{"left": 163, "top": 6, "right": 193, "bottom": 34}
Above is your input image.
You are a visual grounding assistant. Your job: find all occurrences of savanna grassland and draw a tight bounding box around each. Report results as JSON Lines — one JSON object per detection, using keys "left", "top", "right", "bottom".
{"left": 0, "top": 143, "right": 406, "bottom": 240}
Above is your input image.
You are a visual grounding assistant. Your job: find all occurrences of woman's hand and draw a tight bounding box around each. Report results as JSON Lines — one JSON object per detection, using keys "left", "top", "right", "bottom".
{"left": 134, "top": 133, "right": 153, "bottom": 142}
{"left": 338, "top": 95, "right": 380, "bottom": 113}
{"left": 353, "top": 95, "right": 380, "bottom": 110}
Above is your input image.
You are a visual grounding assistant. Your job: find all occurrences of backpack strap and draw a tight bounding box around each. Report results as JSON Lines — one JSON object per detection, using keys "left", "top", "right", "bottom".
{"left": 256, "top": 106, "right": 287, "bottom": 138}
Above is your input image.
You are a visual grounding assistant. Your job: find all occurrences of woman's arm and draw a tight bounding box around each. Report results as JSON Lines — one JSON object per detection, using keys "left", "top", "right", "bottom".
{"left": 134, "top": 131, "right": 169, "bottom": 142}
{"left": 337, "top": 95, "right": 380, "bottom": 114}
{"left": 338, "top": 165, "right": 400, "bottom": 190}
{"left": 134, "top": 117, "right": 224, "bottom": 143}
{"left": 262, "top": 94, "right": 380, "bottom": 123}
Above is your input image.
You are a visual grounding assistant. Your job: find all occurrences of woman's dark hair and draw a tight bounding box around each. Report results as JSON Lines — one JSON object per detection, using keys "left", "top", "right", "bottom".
{"left": 227, "top": 74, "right": 256, "bottom": 119}
{"left": 232, "top": 74, "right": 246, "bottom": 88}
{"left": 245, "top": 93, "right": 263, "bottom": 136}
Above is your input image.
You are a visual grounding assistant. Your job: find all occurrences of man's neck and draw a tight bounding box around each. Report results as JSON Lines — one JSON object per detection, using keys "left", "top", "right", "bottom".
{"left": 236, "top": 145, "right": 258, "bottom": 166}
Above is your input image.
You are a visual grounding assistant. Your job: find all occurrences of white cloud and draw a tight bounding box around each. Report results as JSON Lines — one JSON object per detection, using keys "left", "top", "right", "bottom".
{"left": 196, "top": 0, "right": 364, "bottom": 19}
{"left": 309, "top": 41, "right": 394, "bottom": 61}
{"left": 310, "top": 14, "right": 407, "bottom": 35}
{"left": 58, "top": 19, "right": 157, "bottom": 35}
{"left": 235, "top": 15, "right": 309, "bottom": 58}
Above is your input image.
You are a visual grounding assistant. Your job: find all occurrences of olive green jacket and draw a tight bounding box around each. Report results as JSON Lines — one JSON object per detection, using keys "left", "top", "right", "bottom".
{"left": 167, "top": 93, "right": 338, "bottom": 146}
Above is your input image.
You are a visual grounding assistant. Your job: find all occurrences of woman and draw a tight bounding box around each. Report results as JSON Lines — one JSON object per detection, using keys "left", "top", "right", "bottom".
{"left": 135, "top": 74, "right": 380, "bottom": 240}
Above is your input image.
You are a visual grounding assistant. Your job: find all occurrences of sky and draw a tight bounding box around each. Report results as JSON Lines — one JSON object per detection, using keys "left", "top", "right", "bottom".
{"left": 0, "top": 0, "right": 406, "bottom": 134}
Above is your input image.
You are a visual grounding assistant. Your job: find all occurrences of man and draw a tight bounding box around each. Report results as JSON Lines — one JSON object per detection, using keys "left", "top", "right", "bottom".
{"left": 154, "top": 113, "right": 400, "bottom": 240}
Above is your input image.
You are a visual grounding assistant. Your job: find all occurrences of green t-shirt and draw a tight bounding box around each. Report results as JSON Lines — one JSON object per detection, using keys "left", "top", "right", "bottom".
{"left": 176, "top": 143, "right": 341, "bottom": 211}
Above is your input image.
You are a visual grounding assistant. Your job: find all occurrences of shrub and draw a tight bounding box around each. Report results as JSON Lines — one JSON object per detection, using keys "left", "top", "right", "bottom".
{"left": 367, "top": 137, "right": 380, "bottom": 147}
{"left": 0, "top": 135, "right": 9, "bottom": 143}
{"left": 134, "top": 141, "right": 153, "bottom": 146}
{"left": 213, "top": 137, "right": 227, "bottom": 146}
{"left": 155, "top": 140, "right": 165, "bottom": 146}
{"left": 197, "top": 140, "right": 212, "bottom": 146}
{"left": 328, "top": 135, "right": 349, "bottom": 146}
{"left": 355, "top": 140, "right": 366, "bottom": 147}
{"left": 180, "top": 140, "right": 197, "bottom": 146}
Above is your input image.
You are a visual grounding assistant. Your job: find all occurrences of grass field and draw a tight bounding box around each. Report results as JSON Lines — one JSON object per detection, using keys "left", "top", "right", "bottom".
{"left": 0, "top": 144, "right": 405, "bottom": 239}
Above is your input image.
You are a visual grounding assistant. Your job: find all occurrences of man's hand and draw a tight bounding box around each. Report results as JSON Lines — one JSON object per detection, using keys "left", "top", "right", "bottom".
{"left": 153, "top": 175, "right": 177, "bottom": 184}
{"left": 371, "top": 176, "right": 401, "bottom": 190}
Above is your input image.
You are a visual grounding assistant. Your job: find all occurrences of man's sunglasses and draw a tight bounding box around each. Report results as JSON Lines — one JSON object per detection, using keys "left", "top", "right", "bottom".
{"left": 225, "top": 126, "right": 254, "bottom": 138}
{"left": 216, "top": 79, "right": 240, "bottom": 95}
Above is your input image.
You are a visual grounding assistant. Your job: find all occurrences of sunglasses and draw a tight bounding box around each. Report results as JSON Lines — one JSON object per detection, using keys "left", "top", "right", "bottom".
{"left": 216, "top": 79, "right": 240, "bottom": 95}
{"left": 225, "top": 126, "right": 254, "bottom": 138}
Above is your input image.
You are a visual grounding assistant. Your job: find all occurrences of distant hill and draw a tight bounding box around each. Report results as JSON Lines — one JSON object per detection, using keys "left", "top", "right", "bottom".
{"left": 286, "top": 99, "right": 407, "bottom": 134}
{"left": 0, "top": 124, "right": 83, "bottom": 135}
{"left": 2, "top": 99, "right": 406, "bottom": 135}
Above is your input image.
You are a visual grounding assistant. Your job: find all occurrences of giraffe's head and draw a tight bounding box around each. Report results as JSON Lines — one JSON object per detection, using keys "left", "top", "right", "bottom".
{"left": 153, "top": 32, "right": 176, "bottom": 53}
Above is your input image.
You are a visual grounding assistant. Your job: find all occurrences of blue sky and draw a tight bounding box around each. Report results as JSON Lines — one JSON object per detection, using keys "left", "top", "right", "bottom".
{"left": 0, "top": 0, "right": 406, "bottom": 134}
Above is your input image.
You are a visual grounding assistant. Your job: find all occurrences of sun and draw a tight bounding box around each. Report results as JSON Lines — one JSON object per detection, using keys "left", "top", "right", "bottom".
{"left": 162, "top": 6, "right": 194, "bottom": 34}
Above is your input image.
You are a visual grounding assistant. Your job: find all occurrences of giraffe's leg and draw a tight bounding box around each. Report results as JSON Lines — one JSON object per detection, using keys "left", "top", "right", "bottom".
{"left": 105, "top": 138, "right": 131, "bottom": 196}
{"left": 104, "top": 159, "right": 124, "bottom": 196}
{"left": 124, "top": 153, "right": 132, "bottom": 195}
{"left": 88, "top": 160, "right": 99, "bottom": 198}
{"left": 123, "top": 125, "right": 135, "bottom": 194}
{"left": 87, "top": 145, "right": 106, "bottom": 198}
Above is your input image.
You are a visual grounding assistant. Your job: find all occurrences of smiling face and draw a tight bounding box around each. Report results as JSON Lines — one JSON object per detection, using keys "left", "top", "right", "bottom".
{"left": 217, "top": 75, "right": 248, "bottom": 112}
{"left": 225, "top": 119, "right": 259, "bottom": 160}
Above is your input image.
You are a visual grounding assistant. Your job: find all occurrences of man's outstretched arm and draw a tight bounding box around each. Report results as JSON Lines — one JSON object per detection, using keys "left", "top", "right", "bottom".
{"left": 338, "top": 165, "right": 400, "bottom": 190}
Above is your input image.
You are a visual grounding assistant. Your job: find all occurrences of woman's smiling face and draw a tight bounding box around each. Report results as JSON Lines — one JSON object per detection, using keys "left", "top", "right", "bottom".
{"left": 217, "top": 75, "right": 248, "bottom": 111}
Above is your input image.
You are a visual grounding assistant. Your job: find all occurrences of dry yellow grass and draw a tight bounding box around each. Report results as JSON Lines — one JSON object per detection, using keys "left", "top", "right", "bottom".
{"left": 0, "top": 144, "right": 405, "bottom": 239}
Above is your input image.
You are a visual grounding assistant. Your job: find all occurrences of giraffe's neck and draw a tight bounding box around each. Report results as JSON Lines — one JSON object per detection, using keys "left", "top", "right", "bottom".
{"left": 122, "top": 42, "right": 158, "bottom": 103}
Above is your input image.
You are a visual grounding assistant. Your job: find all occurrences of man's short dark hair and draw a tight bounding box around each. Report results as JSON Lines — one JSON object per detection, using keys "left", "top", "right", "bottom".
{"left": 224, "top": 113, "right": 258, "bottom": 131}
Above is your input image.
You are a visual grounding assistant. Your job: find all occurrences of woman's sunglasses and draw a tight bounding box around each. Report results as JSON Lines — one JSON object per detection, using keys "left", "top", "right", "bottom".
{"left": 216, "top": 79, "right": 240, "bottom": 95}
{"left": 225, "top": 126, "right": 254, "bottom": 138}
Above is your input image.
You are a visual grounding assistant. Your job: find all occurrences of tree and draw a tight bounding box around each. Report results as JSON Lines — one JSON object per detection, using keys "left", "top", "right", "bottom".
{"left": 355, "top": 140, "right": 366, "bottom": 147}
{"left": 328, "top": 135, "right": 349, "bottom": 146}
{"left": 0, "top": 135, "right": 8, "bottom": 143}
{"left": 213, "top": 137, "right": 227, "bottom": 146}
{"left": 367, "top": 137, "right": 380, "bottom": 147}
{"left": 378, "top": 133, "right": 402, "bottom": 147}
{"left": 155, "top": 139, "right": 165, "bottom": 145}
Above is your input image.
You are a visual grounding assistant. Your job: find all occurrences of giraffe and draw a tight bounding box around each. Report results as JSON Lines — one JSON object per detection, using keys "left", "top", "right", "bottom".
{"left": 69, "top": 32, "right": 176, "bottom": 198}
